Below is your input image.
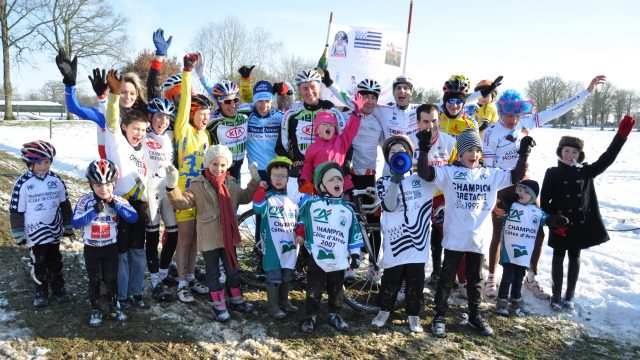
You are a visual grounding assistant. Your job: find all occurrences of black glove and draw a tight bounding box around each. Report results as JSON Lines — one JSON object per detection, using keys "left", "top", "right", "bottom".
{"left": 106, "top": 197, "right": 117, "bottom": 208}
{"left": 546, "top": 214, "right": 569, "bottom": 228}
{"left": 238, "top": 65, "right": 255, "bottom": 79}
{"left": 478, "top": 119, "right": 490, "bottom": 132}
{"left": 416, "top": 129, "right": 433, "bottom": 153}
{"left": 480, "top": 75, "right": 503, "bottom": 97}
{"left": 55, "top": 49, "right": 77, "bottom": 87}
{"left": 350, "top": 254, "right": 361, "bottom": 269}
{"left": 320, "top": 99, "right": 334, "bottom": 110}
{"left": 499, "top": 192, "right": 520, "bottom": 212}
{"left": 273, "top": 82, "right": 286, "bottom": 95}
{"left": 88, "top": 68, "right": 108, "bottom": 97}
{"left": 517, "top": 136, "right": 536, "bottom": 156}
{"left": 93, "top": 199, "right": 105, "bottom": 213}
{"left": 322, "top": 69, "right": 334, "bottom": 87}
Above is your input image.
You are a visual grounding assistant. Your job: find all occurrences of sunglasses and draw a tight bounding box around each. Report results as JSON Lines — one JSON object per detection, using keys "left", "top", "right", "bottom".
{"left": 270, "top": 174, "right": 288, "bottom": 180}
{"left": 447, "top": 98, "right": 464, "bottom": 105}
{"left": 221, "top": 98, "right": 240, "bottom": 105}
{"left": 499, "top": 100, "right": 534, "bottom": 115}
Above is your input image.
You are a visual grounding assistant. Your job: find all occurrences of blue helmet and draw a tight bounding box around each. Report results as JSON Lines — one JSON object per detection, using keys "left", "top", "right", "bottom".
{"left": 147, "top": 98, "right": 176, "bottom": 116}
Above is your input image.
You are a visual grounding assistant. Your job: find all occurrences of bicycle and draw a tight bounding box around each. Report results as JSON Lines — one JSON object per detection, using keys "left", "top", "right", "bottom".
{"left": 236, "top": 208, "right": 266, "bottom": 288}
{"left": 341, "top": 187, "right": 405, "bottom": 314}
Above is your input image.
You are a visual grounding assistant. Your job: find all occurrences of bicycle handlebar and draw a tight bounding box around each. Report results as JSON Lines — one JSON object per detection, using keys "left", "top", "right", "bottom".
{"left": 351, "top": 187, "right": 381, "bottom": 215}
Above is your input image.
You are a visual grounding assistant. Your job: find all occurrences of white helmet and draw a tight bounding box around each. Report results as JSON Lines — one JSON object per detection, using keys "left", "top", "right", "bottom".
{"left": 357, "top": 79, "right": 381, "bottom": 95}
{"left": 295, "top": 69, "right": 322, "bottom": 87}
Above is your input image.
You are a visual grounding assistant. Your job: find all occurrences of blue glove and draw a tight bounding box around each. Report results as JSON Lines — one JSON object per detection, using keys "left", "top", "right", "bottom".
{"left": 153, "top": 28, "right": 173, "bottom": 56}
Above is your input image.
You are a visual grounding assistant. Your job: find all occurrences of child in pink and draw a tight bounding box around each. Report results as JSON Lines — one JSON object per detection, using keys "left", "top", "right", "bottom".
{"left": 299, "top": 94, "right": 368, "bottom": 194}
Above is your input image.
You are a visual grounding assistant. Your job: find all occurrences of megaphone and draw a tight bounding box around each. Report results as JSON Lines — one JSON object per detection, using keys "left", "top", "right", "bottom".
{"left": 390, "top": 152, "right": 412, "bottom": 175}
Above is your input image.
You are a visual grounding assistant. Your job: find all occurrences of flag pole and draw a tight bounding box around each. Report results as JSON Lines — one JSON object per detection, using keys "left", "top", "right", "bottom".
{"left": 402, "top": 0, "right": 413, "bottom": 75}
{"left": 317, "top": 12, "right": 333, "bottom": 75}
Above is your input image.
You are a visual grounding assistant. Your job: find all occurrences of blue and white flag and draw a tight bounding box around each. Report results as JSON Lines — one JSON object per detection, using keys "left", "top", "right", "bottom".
{"left": 354, "top": 31, "right": 382, "bottom": 50}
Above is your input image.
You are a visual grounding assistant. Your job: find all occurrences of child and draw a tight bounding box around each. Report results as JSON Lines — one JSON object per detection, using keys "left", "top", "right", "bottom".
{"left": 296, "top": 162, "right": 364, "bottom": 333}
{"left": 495, "top": 180, "right": 568, "bottom": 317}
{"left": 10, "top": 141, "right": 73, "bottom": 307}
{"left": 165, "top": 145, "right": 261, "bottom": 322}
{"left": 252, "top": 156, "right": 300, "bottom": 319}
{"left": 541, "top": 115, "right": 635, "bottom": 310}
{"left": 298, "top": 93, "right": 368, "bottom": 195}
{"left": 72, "top": 159, "right": 138, "bottom": 326}
{"left": 416, "top": 128, "right": 535, "bottom": 337}
{"left": 372, "top": 135, "right": 438, "bottom": 332}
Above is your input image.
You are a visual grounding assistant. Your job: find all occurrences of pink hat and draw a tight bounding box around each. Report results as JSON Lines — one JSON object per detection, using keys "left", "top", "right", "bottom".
{"left": 312, "top": 111, "right": 338, "bottom": 135}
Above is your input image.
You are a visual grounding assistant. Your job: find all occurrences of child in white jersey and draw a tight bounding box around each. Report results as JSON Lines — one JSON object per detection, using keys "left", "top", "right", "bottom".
{"left": 9, "top": 141, "right": 74, "bottom": 307}
{"left": 72, "top": 159, "right": 139, "bottom": 326}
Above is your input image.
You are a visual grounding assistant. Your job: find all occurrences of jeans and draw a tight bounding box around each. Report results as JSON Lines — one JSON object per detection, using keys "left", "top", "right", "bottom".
{"left": 117, "top": 248, "right": 146, "bottom": 300}
{"left": 498, "top": 263, "right": 527, "bottom": 299}
{"left": 203, "top": 248, "right": 240, "bottom": 292}
{"left": 265, "top": 268, "right": 293, "bottom": 287}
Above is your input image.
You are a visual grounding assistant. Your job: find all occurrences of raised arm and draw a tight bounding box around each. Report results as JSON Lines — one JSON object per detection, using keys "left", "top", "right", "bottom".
{"left": 510, "top": 136, "right": 534, "bottom": 184}
{"left": 148, "top": 28, "right": 173, "bottom": 100}
{"left": 238, "top": 65, "right": 255, "bottom": 103}
{"left": 416, "top": 129, "right": 436, "bottom": 182}
{"left": 174, "top": 54, "right": 198, "bottom": 139}
{"left": 585, "top": 115, "right": 634, "bottom": 178}
{"left": 105, "top": 70, "right": 125, "bottom": 133}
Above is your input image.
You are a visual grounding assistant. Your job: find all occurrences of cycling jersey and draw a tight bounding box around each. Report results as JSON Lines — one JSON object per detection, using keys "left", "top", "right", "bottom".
{"left": 341, "top": 111, "right": 383, "bottom": 175}
{"left": 246, "top": 109, "right": 283, "bottom": 171}
{"left": 207, "top": 111, "right": 249, "bottom": 162}
{"left": 438, "top": 111, "right": 477, "bottom": 138}
{"left": 144, "top": 128, "right": 177, "bottom": 231}
{"left": 72, "top": 193, "right": 138, "bottom": 247}
{"left": 9, "top": 171, "right": 71, "bottom": 247}
{"left": 499, "top": 202, "right": 548, "bottom": 267}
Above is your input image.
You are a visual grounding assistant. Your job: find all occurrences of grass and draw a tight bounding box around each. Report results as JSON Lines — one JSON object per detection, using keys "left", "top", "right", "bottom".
{"left": 0, "top": 148, "right": 638, "bottom": 359}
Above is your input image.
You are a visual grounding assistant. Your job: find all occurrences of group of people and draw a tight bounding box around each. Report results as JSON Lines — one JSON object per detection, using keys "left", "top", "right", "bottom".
{"left": 9, "top": 28, "right": 635, "bottom": 338}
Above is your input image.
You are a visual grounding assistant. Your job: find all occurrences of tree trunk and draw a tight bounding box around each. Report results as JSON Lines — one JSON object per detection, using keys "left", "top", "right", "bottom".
{"left": 1, "top": 1, "right": 14, "bottom": 120}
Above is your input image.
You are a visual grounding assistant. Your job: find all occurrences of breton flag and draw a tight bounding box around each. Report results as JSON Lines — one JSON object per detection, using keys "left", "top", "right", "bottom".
{"left": 354, "top": 31, "right": 382, "bottom": 50}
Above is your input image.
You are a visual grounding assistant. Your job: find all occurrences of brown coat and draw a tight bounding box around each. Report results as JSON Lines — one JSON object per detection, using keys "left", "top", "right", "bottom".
{"left": 167, "top": 174, "right": 259, "bottom": 252}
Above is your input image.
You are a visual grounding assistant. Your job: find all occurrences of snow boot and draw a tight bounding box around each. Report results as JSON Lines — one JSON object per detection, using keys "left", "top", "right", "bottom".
{"left": 468, "top": 314, "right": 494, "bottom": 336}
{"left": 495, "top": 298, "right": 509, "bottom": 316}
{"left": 431, "top": 315, "right": 446, "bottom": 338}
{"left": 511, "top": 297, "right": 528, "bottom": 317}
{"left": 371, "top": 310, "right": 390, "bottom": 328}
{"left": 229, "top": 287, "right": 253, "bottom": 313}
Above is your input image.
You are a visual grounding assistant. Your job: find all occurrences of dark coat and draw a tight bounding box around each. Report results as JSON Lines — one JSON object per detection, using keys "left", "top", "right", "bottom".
{"left": 540, "top": 134, "right": 626, "bottom": 250}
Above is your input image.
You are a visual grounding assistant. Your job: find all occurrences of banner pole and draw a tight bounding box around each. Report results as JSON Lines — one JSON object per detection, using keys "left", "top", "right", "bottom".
{"left": 402, "top": 0, "right": 413, "bottom": 75}
{"left": 317, "top": 12, "right": 333, "bottom": 74}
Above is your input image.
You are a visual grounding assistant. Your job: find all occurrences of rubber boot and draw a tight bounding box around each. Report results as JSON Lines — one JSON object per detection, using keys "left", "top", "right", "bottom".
{"left": 279, "top": 282, "right": 298, "bottom": 312}
{"left": 266, "top": 286, "right": 286, "bottom": 319}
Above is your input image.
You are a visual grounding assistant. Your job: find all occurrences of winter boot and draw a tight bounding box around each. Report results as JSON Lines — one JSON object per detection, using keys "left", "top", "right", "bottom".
{"left": 33, "top": 291, "right": 48, "bottom": 307}
{"left": 229, "top": 287, "right": 254, "bottom": 313}
{"left": 495, "top": 298, "right": 509, "bottom": 316}
{"left": 511, "top": 297, "right": 528, "bottom": 317}
{"left": 266, "top": 286, "right": 286, "bottom": 319}
{"left": 371, "top": 310, "right": 390, "bottom": 328}
{"left": 209, "top": 290, "right": 230, "bottom": 323}
{"left": 468, "top": 314, "right": 494, "bottom": 336}
{"left": 278, "top": 282, "right": 298, "bottom": 312}
{"left": 89, "top": 309, "right": 103, "bottom": 327}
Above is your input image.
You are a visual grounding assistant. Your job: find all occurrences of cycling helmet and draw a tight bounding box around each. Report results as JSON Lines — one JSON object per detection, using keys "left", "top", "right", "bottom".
{"left": 190, "top": 94, "right": 213, "bottom": 115}
{"left": 86, "top": 159, "right": 118, "bottom": 184}
{"left": 21, "top": 140, "right": 56, "bottom": 165}
{"left": 392, "top": 75, "right": 413, "bottom": 91}
{"left": 357, "top": 79, "right": 381, "bottom": 95}
{"left": 443, "top": 75, "right": 470, "bottom": 95}
{"left": 147, "top": 98, "right": 176, "bottom": 116}
{"left": 161, "top": 74, "right": 182, "bottom": 99}
{"left": 474, "top": 79, "right": 493, "bottom": 92}
{"left": 267, "top": 156, "right": 293, "bottom": 175}
{"left": 294, "top": 69, "right": 322, "bottom": 87}
{"left": 212, "top": 80, "right": 239, "bottom": 99}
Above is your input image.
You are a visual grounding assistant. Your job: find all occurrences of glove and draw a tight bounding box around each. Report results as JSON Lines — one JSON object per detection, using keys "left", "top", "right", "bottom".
{"left": 93, "top": 199, "right": 105, "bottom": 213}
{"left": 165, "top": 164, "right": 179, "bottom": 190}
{"left": 55, "top": 49, "right": 77, "bottom": 87}
{"left": 351, "top": 92, "right": 368, "bottom": 115}
{"left": 350, "top": 254, "right": 361, "bottom": 269}
{"left": 391, "top": 173, "right": 404, "bottom": 184}
{"left": 273, "top": 82, "right": 289, "bottom": 95}
{"left": 106, "top": 197, "right": 117, "bottom": 208}
{"left": 546, "top": 214, "right": 569, "bottom": 228}
{"left": 320, "top": 99, "right": 334, "bottom": 110}
{"left": 617, "top": 114, "right": 636, "bottom": 139}
{"left": 299, "top": 181, "right": 314, "bottom": 195}
{"left": 249, "top": 162, "right": 260, "bottom": 182}
{"left": 478, "top": 119, "right": 490, "bottom": 132}
{"left": 321, "top": 69, "right": 334, "bottom": 88}
{"left": 553, "top": 224, "right": 568, "bottom": 237}
{"left": 517, "top": 136, "right": 536, "bottom": 156}
{"left": 183, "top": 53, "right": 199, "bottom": 72}
{"left": 88, "top": 68, "right": 108, "bottom": 97}
{"left": 238, "top": 65, "right": 255, "bottom": 79}
{"left": 195, "top": 52, "right": 206, "bottom": 78}
{"left": 416, "top": 129, "right": 433, "bottom": 153}
{"left": 479, "top": 75, "right": 503, "bottom": 97}
{"left": 152, "top": 28, "right": 172, "bottom": 56}
{"left": 106, "top": 69, "right": 124, "bottom": 95}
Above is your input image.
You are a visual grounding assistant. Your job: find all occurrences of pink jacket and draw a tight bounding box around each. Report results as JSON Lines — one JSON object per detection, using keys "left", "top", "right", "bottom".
{"left": 301, "top": 112, "right": 361, "bottom": 190}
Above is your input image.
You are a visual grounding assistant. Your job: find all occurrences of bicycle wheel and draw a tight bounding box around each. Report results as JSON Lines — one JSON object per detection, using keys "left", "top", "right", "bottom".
{"left": 342, "top": 222, "right": 405, "bottom": 314}
{"left": 236, "top": 209, "right": 265, "bottom": 288}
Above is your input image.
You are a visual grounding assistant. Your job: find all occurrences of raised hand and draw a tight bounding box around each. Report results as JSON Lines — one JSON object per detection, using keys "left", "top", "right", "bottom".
{"left": 416, "top": 129, "right": 433, "bottom": 153}
{"left": 165, "top": 164, "right": 179, "bottom": 189}
{"left": 617, "top": 114, "right": 636, "bottom": 139}
{"left": 195, "top": 52, "right": 206, "bottom": 77}
{"left": 106, "top": 69, "right": 124, "bottom": 95}
{"left": 351, "top": 92, "right": 369, "bottom": 115}
{"left": 587, "top": 75, "right": 606, "bottom": 93}
{"left": 480, "top": 75, "right": 503, "bottom": 97}
{"left": 88, "top": 68, "right": 108, "bottom": 97}
{"left": 238, "top": 65, "right": 255, "bottom": 79}
{"left": 249, "top": 162, "right": 260, "bottom": 182}
{"left": 183, "top": 53, "right": 199, "bottom": 72}
{"left": 55, "top": 49, "right": 77, "bottom": 87}
{"left": 321, "top": 69, "right": 333, "bottom": 87}
{"left": 152, "top": 28, "right": 172, "bottom": 56}
{"left": 517, "top": 136, "right": 536, "bottom": 156}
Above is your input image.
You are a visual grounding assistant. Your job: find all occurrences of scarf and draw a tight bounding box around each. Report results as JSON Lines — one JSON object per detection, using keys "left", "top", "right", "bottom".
{"left": 205, "top": 169, "right": 240, "bottom": 269}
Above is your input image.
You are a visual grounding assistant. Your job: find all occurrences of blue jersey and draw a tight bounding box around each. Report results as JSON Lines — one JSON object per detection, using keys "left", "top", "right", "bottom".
{"left": 246, "top": 109, "right": 283, "bottom": 170}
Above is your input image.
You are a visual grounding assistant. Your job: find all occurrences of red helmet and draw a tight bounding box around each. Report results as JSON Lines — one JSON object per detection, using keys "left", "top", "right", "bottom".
{"left": 86, "top": 159, "right": 118, "bottom": 183}
{"left": 20, "top": 140, "right": 56, "bottom": 165}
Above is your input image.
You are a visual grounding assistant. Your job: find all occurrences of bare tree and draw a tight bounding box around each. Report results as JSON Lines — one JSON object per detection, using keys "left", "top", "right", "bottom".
{"left": 35, "top": 0, "right": 128, "bottom": 62}
{"left": 525, "top": 75, "right": 568, "bottom": 127}
{"left": 40, "top": 79, "right": 64, "bottom": 104}
{"left": 121, "top": 49, "right": 180, "bottom": 88}
{"left": 591, "top": 82, "right": 616, "bottom": 130}
{"left": 0, "top": 0, "right": 50, "bottom": 119}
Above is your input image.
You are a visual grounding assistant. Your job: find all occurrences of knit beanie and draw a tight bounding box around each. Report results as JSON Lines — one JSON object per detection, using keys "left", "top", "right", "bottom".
{"left": 556, "top": 136, "right": 585, "bottom": 162}
{"left": 313, "top": 161, "right": 343, "bottom": 194}
{"left": 312, "top": 111, "right": 338, "bottom": 135}
{"left": 518, "top": 179, "right": 539, "bottom": 202}
{"left": 456, "top": 129, "right": 483, "bottom": 155}
{"left": 203, "top": 144, "right": 233, "bottom": 169}
{"left": 382, "top": 135, "right": 415, "bottom": 164}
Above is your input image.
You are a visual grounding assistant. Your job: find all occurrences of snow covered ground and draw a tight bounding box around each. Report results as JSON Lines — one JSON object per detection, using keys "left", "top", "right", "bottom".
{"left": 0, "top": 120, "right": 638, "bottom": 343}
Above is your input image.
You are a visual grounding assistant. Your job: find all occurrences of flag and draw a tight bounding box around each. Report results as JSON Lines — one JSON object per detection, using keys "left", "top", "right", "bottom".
{"left": 354, "top": 31, "right": 382, "bottom": 50}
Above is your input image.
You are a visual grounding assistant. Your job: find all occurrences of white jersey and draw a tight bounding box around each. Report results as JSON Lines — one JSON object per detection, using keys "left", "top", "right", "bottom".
{"left": 483, "top": 89, "right": 591, "bottom": 169}
{"left": 342, "top": 111, "right": 383, "bottom": 174}
{"left": 376, "top": 173, "right": 437, "bottom": 268}
{"left": 10, "top": 172, "right": 68, "bottom": 247}
{"left": 501, "top": 203, "right": 548, "bottom": 267}
{"left": 426, "top": 131, "right": 457, "bottom": 166}
{"left": 104, "top": 128, "right": 148, "bottom": 201}
{"left": 144, "top": 129, "right": 174, "bottom": 180}
{"left": 433, "top": 165, "right": 512, "bottom": 253}
{"left": 253, "top": 190, "right": 299, "bottom": 271}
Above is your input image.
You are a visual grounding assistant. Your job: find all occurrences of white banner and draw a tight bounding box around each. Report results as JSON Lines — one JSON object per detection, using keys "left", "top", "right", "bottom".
{"left": 321, "top": 23, "right": 406, "bottom": 107}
